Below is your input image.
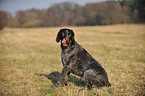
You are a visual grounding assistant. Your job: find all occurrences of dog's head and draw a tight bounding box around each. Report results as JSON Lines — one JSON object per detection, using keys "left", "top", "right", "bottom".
{"left": 56, "top": 28, "right": 75, "bottom": 49}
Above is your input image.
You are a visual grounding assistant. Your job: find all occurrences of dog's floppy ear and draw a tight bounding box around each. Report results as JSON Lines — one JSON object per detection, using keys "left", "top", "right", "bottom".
{"left": 70, "top": 29, "right": 74, "bottom": 38}
{"left": 69, "top": 29, "right": 75, "bottom": 45}
{"left": 56, "top": 30, "right": 62, "bottom": 43}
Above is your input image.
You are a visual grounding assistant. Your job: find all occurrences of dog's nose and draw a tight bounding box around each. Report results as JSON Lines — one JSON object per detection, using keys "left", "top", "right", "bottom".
{"left": 65, "top": 37, "right": 69, "bottom": 43}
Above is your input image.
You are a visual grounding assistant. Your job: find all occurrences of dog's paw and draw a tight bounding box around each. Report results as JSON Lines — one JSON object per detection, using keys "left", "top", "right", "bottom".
{"left": 57, "top": 80, "right": 68, "bottom": 86}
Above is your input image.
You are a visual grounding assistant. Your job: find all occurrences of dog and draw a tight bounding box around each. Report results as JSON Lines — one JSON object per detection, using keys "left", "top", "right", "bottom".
{"left": 56, "top": 28, "right": 111, "bottom": 89}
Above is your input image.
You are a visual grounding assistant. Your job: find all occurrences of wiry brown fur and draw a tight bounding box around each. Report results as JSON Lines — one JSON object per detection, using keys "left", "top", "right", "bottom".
{"left": 56, "top": 28, "right": 111, "bottom": 89}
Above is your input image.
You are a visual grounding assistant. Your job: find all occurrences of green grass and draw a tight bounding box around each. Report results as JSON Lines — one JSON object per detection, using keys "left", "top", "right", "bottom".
{"left": 0, "top": 24, "right": 145, "bottom": 96}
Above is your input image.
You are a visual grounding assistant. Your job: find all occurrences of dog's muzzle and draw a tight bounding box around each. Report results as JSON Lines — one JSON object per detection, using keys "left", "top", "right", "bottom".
{"left": 62, "top": 38, "right": 69, "bottom": 47}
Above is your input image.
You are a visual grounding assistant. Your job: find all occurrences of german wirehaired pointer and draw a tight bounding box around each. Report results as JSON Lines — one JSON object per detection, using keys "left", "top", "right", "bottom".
{"left": 56, "top": 28, "right": 111, "bottom": 89}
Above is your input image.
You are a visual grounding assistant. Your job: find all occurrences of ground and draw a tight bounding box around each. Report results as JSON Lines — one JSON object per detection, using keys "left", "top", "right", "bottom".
{"left": 0, "top": 24, "right": 145, "bottom": 95}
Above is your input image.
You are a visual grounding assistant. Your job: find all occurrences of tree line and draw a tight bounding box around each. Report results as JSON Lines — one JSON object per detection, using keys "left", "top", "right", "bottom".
{"left": 0, "top": 0, "right": 145, "bottom": 29}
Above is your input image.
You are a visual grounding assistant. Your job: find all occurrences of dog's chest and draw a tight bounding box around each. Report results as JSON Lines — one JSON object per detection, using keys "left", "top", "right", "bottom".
{"left": 61, "top": 51, "right": 69, "bottom": 65}
{"left": 61, "top": 51, "right": 67, "bottom": 64}
{"left": 61, "top": 51, "right": 65, "bottom": 63}
{"left": 61, "top": 48, "right": 77, "bottom": 66}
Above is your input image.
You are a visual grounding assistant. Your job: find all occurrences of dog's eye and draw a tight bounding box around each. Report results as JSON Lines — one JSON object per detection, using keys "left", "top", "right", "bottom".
{"left": 68, "top": 33, "right": 71, "bottom": 36}
{"left": 62, "top": 33, "right": 65, "bottom": 36}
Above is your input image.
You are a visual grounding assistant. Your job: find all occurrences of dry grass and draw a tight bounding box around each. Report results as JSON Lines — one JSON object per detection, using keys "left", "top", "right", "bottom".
{"left": 0, "top": 24, "right": 145, "bottom": 96}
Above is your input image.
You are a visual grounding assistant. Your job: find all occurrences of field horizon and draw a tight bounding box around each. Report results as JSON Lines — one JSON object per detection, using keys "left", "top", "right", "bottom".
{"left": 0, "top": 24, "right": 145, "bottom": 95}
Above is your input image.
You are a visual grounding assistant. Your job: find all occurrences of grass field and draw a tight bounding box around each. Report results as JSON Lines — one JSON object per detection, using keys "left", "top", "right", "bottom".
{"left": 0, "top": 24, "right": 145, "bottom": 96}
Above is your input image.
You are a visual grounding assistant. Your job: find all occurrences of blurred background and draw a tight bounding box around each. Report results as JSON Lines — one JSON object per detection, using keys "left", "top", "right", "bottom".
{"left": 0, "top": 0, "right": 145, "bottom": 29}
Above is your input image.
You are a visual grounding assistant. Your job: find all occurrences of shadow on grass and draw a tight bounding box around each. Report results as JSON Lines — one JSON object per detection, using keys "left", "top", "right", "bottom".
{"left": 34, "top": 71, "right": 86, "bottom": 87}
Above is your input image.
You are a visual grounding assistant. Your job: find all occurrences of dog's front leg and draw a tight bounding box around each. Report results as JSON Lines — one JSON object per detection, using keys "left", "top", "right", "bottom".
{"left": 58, "top": 66, "right": 70, "bottom": 86}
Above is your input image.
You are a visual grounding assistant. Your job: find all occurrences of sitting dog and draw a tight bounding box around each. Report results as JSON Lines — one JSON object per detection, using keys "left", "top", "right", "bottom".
{"left": 56, "top": 28, "right": 111, "bottom": 89}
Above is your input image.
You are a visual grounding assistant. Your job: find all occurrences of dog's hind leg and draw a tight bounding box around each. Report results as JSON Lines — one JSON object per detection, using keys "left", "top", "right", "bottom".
{"left": 83, "top": 69, "right": 109, "bottom": 89}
